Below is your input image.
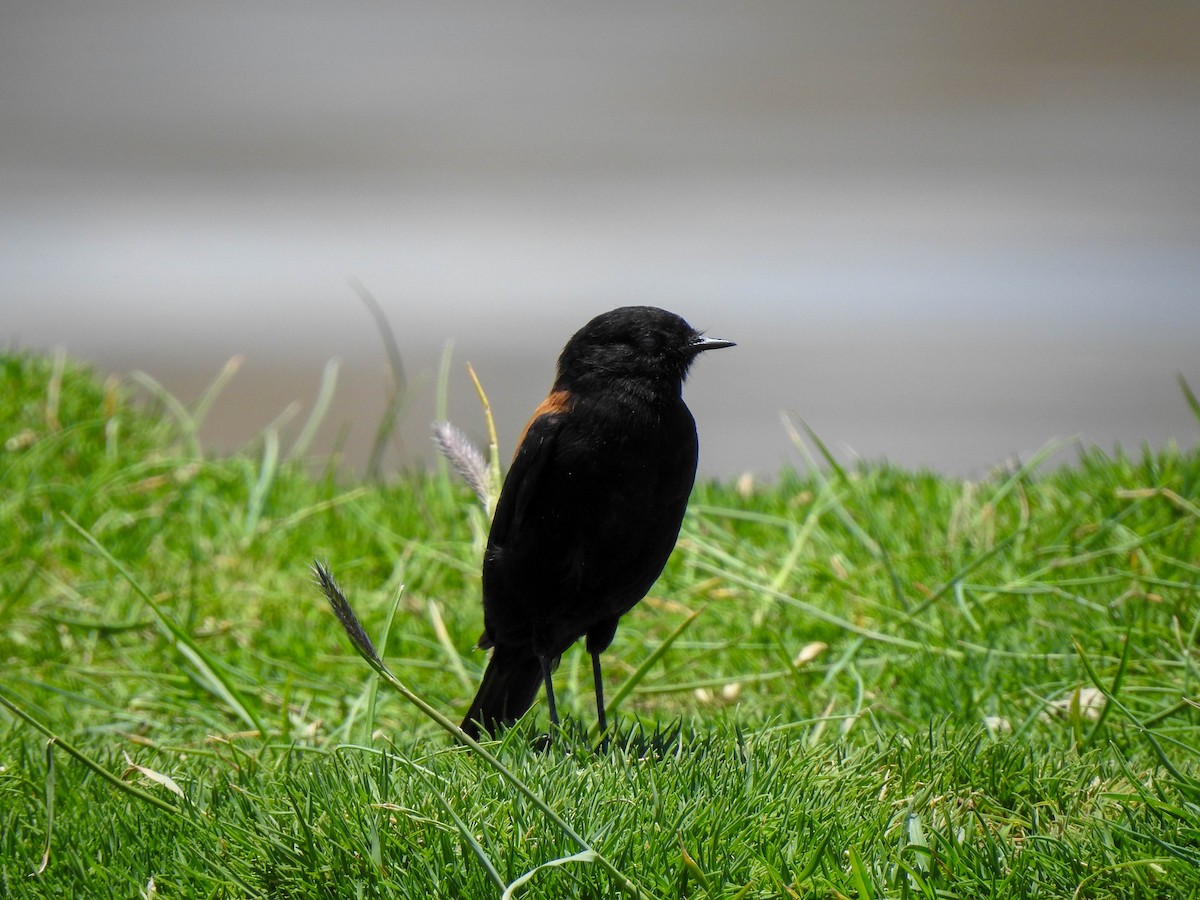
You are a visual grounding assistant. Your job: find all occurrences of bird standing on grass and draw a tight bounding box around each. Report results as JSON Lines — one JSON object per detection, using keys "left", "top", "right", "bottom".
{"left": 460, "top": 306, "right": 733, "bottom": 741}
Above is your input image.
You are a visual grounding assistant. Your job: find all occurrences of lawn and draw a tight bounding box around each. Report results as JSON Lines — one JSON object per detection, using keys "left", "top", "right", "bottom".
{"left": 1, "top": 350, "right": 1198, "bottom": 898}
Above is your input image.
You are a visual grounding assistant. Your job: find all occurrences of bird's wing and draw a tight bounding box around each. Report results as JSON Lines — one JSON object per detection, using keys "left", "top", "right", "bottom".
{"left": 486, "top": 405, "right": 565, "bottom": 551}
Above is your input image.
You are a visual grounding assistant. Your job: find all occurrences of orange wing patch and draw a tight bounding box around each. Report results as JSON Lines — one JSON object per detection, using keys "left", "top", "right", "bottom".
{"left": 514, "top": 389, "right": 571, "bottom": 457}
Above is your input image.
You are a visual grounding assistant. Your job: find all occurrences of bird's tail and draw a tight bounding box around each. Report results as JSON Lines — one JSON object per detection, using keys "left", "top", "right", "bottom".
{"left": 459, "top": 646, "right": 544, "bottom": 739}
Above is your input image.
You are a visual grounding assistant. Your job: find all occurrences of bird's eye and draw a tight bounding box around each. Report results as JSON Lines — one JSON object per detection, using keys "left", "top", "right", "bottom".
{"left": 638, "top": 333, "right": 660, "bottom": 353}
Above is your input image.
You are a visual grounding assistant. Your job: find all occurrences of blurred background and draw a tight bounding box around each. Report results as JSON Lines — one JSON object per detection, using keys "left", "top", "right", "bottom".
{"left": 3, "top": 3, "right": 1198, "bottom": 479}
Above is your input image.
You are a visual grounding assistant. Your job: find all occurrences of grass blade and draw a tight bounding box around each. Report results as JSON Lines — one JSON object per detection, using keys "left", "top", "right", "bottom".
{"left": 63, "top": 514, "right": 266, "bottom": 735}
{"left": 502, "top": 849, "right": 599, "bottom": 900}
{"left": 0, "top": 689, "right": 178, "bottom": 815}
{"left": 130, "top": 370, "right": 202, "bottom": 458}
{"left": 289, "top": 356, "right": 340, "bottom": 460}
{"left": 1178, "top": 373, "right": 1200, "bottom": 427}
{"left": 191, "top": 355, "right": 244, "bottom": 431}
{"left": 243, "top": 428, "right": 280, "bottom": 541}
{"left": 353, "top": 280, "right": 409, "bottom": 479}
{"left": 33, "top": 738, "right": 55, "bottom": 876}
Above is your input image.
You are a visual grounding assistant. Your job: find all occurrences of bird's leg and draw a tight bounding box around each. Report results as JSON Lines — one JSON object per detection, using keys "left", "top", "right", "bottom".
{"left": 592, "top": 650, "right": 610, "bottom": 752}
{"left": 538, "top": 654, "right": 559, "bottom": 729}
{"left": 585, "top": 621, "right": 619, "bottom": 751}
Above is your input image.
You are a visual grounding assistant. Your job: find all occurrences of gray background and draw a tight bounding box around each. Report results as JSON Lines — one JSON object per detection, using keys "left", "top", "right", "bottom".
{"left": 4, "top": 3, "right": 1198, "bottom": 477}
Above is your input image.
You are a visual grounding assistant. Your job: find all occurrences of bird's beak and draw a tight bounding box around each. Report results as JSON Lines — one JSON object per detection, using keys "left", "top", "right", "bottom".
{"left": 689, "top": 334, "right": 736, "bottom": 353}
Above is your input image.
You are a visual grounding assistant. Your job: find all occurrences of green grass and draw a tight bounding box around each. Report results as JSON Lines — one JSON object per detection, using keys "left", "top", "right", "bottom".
{"left": 2, "top": 349, "right": 1198, "bottom": 898}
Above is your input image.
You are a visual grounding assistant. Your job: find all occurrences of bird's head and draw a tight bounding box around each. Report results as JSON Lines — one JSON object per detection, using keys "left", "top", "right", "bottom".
{"left": 555, "top": 306, "right": 734, "bottom": 390}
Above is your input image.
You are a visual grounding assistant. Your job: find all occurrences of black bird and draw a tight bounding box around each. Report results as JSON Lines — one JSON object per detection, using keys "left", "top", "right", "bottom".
{"left": 460, "top": 306, "right": 733, "bottom": 740}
